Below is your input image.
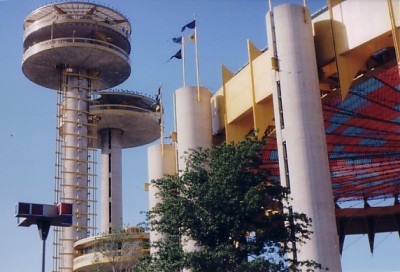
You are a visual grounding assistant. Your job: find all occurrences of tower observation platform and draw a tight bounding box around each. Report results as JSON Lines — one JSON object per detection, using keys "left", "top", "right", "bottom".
{"left": 90, "top": 90, "right": 161, "bottom": 149}
{"left": 22, "top": 1, "right": 131, "bottom": 90}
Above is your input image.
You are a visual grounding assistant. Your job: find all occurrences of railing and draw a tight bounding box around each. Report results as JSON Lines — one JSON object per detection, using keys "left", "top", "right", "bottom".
{"left": 23, "top": 37, "right": 130, "bottom": 62}
{"left": 90, "top": 104, "right": 159, "bottom": 117}
{"left": 25, "top": 14, "right": 130, "bottom": 39}
{"left": 97, "top": 89, "right": 157, "bottom": 100}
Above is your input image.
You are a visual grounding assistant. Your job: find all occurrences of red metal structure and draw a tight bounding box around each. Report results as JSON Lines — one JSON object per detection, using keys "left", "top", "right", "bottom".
{"left": 262, "top": 59, "right": 400, "bottom": 253}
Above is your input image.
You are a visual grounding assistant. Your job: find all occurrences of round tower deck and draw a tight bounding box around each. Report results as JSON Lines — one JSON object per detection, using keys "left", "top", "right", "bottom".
{"left": 90, "top": 90, "right": 161, "bottom": 148}
{"left": 22, "top": 2, "right": 131, "bottom": 90}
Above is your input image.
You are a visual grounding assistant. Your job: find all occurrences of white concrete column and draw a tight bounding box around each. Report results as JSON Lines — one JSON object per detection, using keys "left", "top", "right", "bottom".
{"left": 175, "top": 86, "right": 212, "bottom": 255}
{"left": 62, "top": 75, "right": 89, "bottom": 271}
{"left": 101, "top": 128, "right": 123, "bottom": 233}
{"left": 175, "top": 86, "right": 213, "bottom": 172}
{"left": 147, "top": 144, "right": 177, "bottom": 254}
{"left": 266, "top": 4, "right": 341, "bottom": 271}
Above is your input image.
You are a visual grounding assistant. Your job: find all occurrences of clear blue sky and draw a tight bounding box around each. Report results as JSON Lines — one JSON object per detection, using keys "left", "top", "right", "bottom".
{"left": 0, "top": 0, "right": 398, "bottom": 271}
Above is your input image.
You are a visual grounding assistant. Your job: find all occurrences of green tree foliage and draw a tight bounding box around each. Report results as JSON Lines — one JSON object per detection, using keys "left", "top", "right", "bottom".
{"left": 135, "top": 137, "right": 323, "bottom": 272}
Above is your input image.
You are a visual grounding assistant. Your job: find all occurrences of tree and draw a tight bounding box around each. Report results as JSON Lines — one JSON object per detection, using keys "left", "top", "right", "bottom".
{"left": 135, "top": 137, "right": 323, "bottom": 272}
{"left": 93, "top": 227, "right": 148, "bottom": 272}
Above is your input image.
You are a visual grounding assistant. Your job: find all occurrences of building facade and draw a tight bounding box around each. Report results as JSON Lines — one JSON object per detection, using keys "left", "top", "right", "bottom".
{"left": 148, "top": 1, "right": 400, "bottom": 270}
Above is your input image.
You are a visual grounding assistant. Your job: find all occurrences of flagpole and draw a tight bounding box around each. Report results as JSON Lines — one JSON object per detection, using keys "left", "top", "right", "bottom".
{"left": 194, "top": 15, "right": 200, "bottom": 102}
{"left": 182, "top": 32, "right": 186, "bottom": 87}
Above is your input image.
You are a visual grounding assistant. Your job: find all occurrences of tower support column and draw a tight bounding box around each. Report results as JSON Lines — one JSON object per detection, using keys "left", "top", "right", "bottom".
{"left": 175, "top": 86, "right": 213, "bottom": 171}
{"left": 266, "top": 4, "right": 341, "bottom": 271}
{"left": 101, "top": 128, "right": 123, "bottom": 233}
{"left": 147, "top": 144, "right": 177, "bottom": 254}
{"left": 175, "top": 86, "right": 212, "bottom": 257}
{"left": 61, "top": 72, "right": 90, "bottom": 271}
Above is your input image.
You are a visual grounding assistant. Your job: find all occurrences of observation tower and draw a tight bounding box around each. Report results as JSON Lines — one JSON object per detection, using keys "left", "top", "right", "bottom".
{"left": 21, "top": 2, "right": 159, "bottom": 271}
{"left": 90, "top": 90, "right": 160, "bottom": 234}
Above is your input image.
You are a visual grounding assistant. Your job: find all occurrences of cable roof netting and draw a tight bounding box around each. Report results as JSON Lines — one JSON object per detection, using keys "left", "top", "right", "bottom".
{"left": 326, "top": 65, "right": 400, "bottom": 201}
{"left": 261, "top": 64, "right": 400, "bottom": 203}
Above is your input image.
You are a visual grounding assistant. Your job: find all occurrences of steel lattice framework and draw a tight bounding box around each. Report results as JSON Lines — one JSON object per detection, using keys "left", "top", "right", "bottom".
{"left": 263, "top": 63, "right": 400, "bottom": 203}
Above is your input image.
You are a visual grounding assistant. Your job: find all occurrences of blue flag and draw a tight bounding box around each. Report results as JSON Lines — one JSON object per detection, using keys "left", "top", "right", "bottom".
{"left": 172, "top": 36, "right": 182, "bottom": 44}
{"left": 181, "top": 20, "right": 195, "bottom": 32}
{"left": 168, "top": 49, "right": 182, "bottom": 61}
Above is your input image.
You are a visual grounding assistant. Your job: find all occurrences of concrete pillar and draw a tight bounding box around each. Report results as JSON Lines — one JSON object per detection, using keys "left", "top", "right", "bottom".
{"left": 175, "top": 86, "right": 213, "bottom": 172}
{"left": 175, "top": 86, "right": 212, "bottom": 254}
{"left": 62, "top": 74, "right": 89, "bottom": 271}
{"left": 147, "top": 144, "right": 177, "bottom": 254}
{"left": 101, "top": 129, "right": 123, "bottom": 233}
{"left": 266, "top": 4, "right": 341, "bottom": 271}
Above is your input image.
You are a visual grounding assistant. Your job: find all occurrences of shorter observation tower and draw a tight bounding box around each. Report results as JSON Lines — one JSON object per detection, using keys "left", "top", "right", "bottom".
{"left": 90, "top": 90, "right": 160, "bottom": 234}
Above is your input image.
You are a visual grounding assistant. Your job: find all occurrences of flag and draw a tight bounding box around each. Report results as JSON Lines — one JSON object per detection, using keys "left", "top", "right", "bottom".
{"left": 185, "top": 33, "right": 196, "bottom": 43}
{"left": 173, "top": 33, "right": 195, "bottom": 44}
{"left": 181, "top": 19, "right": 195, "bottom": 32}
{"left": 155, "top": 87, "right": 161, "bottom": 103}
{"left": 168, "top": 49, "right": 182, "bottom": 61}
{"left": 172, "top": 36, "right": 182, "bottom": 44}
{"left": 154, "top": 86, "right": 162, "bottom": 113}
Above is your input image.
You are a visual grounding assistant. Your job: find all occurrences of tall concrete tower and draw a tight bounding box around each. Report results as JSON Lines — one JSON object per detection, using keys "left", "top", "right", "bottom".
{"left": 175, "top": 86, "right": 213, "bottom": 256}
{"left": 21, "top": 2, "right": 152, "bottom": 271}
{"left": 267, "top": 4, "right": 341, "bottom": 271}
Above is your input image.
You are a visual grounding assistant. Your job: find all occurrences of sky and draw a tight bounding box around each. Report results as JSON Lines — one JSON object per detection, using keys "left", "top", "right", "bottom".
{"left": 0, "top": 0, "right": 399, "bottom": 271}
